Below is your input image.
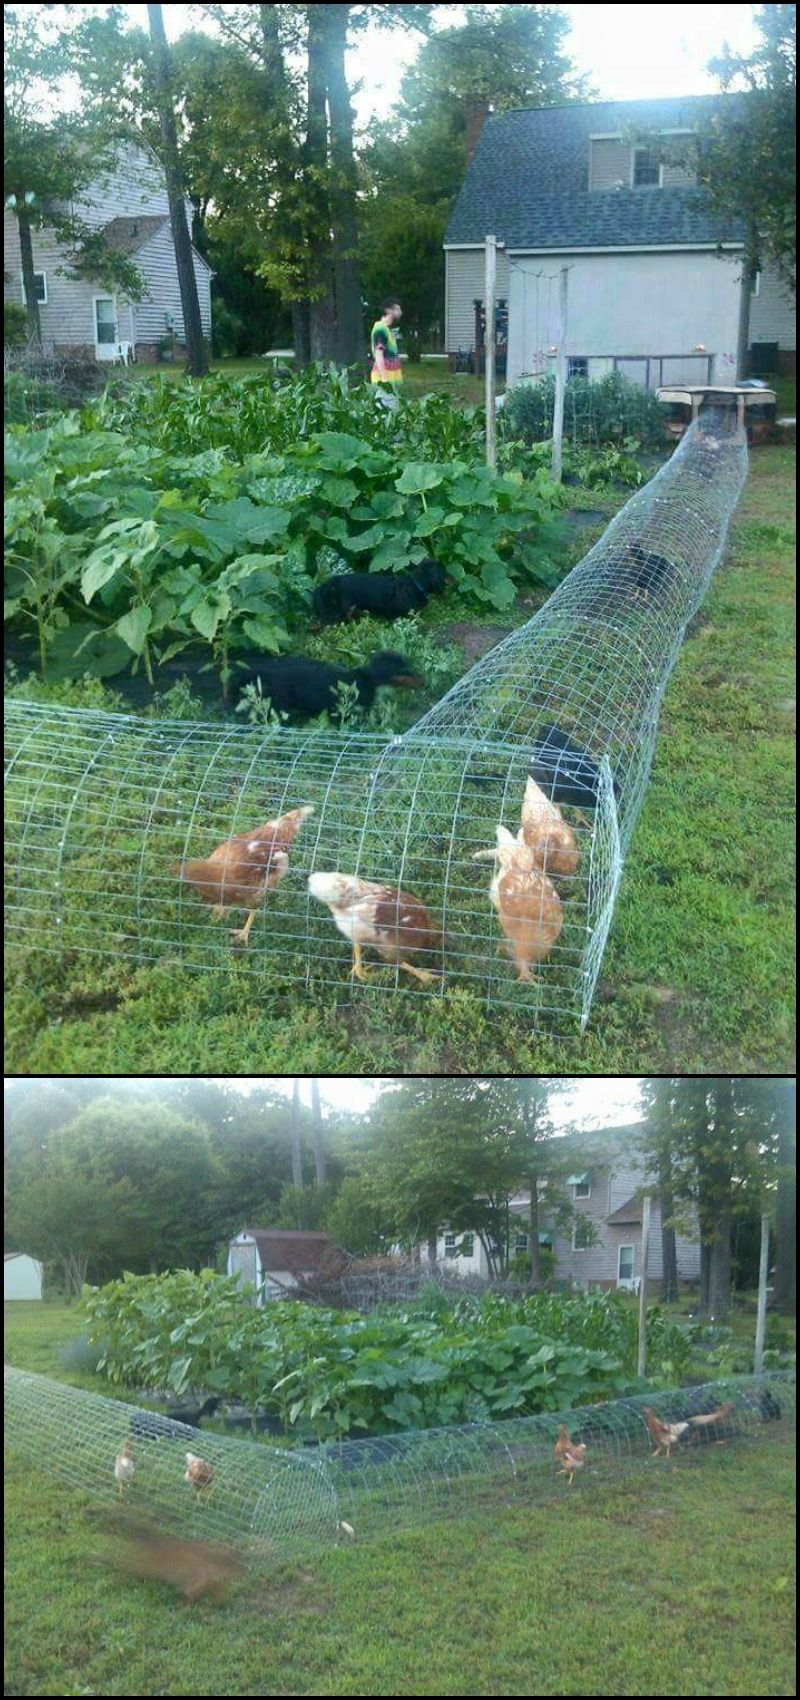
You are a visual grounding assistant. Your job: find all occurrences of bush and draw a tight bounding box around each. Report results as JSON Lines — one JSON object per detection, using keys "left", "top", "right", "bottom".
{"left": 4, "top": 302, "right": 28, "bottom": 349}
{"left": 4, "top": 349, "right": 106, "bottom": 423}
{"left": 211, "top": 300, "right": 250, "bottom": 359}
{"left": 502, "top": 370, "right": 667, "bottom": 450}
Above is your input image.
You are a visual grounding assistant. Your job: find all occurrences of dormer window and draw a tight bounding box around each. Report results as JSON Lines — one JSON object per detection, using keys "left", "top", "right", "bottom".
{"left": 632, "top": 147, "right": 661, "bottom": 188}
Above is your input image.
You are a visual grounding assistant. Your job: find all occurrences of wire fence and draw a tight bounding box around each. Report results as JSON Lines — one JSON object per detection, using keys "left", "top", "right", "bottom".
{"left": 3, "top": 410, "right": 748, "bottom": 1031}
{"left": 5, "top": 1366, "right": 794, "bottom": 1565}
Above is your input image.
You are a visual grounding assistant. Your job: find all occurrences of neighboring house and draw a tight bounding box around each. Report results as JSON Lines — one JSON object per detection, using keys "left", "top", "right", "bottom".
{"left": 3, "top": 137, "right": 213, "bottom": 361}
{"left": 445, "top": 95, "right": 795, "bottom": 386}
{"left": 4, "top": 1251, "right": 43, "bottom": 1301}
{"left": 227, "top": 1228, "right": 345, "bottom": 1305}
{"left": 422, "top": 1124, "right": 701, "bottom": 1293}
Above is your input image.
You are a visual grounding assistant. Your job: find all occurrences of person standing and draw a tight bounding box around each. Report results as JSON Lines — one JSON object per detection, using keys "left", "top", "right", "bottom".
{"left": 370, "top": 299, "right": 403, "bottom": 405}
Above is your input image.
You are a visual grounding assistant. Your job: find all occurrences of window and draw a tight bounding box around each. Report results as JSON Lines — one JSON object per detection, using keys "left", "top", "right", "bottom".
{"left": 632, "top": 148, "right": 661, "bottom": 188}
{"left": 572, "top": 1215, "right": 592, "bottom": 1251}
{"left": 515, "top": 1232, "right": 529, "bottom": 1253}
{"left": 568, "top": 356, "right": 588, "bottom": 380}
{"left": 444, "top": 1233, "right": 457, "bottom": 1259}
{"left": 574, "top": 1175, "right": 591, "bottom": 1199}
{"left": 20, "top": 271, "right": 47, "bottom": 304}
{"left": 444, "top": 1232, "right": 475, "bottom": 1259}
{"left": 751, "top": 270, "right": 762, "bottom": 297}
{"left": 618, "top": 1245, "right": 635, "bottom": 1283}
{"left": 94, "top": 296, "right": 118, "bottom": 343}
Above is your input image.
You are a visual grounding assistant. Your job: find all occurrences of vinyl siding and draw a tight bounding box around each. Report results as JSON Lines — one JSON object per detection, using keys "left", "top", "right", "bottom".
{"left": 749, "top": 260, "right": 795, "bottom": 350}
{"left": 445, "top": 247, "right": 510, "bottom": 352}
{"left": 549, "top": 1162, "right": 700, "bottom": 1287}
{"left": 4, "top": 144, "right": 210, "bottom": 352}
{"left": 589, "top": 138, "right": 630, "bottom": 190}
{"left": 507, "top": 249, "right": 742, "bottom": 387}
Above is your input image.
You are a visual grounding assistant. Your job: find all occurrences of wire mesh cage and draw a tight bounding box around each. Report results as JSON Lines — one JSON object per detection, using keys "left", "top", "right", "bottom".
{"left": 5, "top": 1367, "right": 794, "bottom": 1565}
{"left": 3, "top": 411, "right": 747, "bottom": 1031}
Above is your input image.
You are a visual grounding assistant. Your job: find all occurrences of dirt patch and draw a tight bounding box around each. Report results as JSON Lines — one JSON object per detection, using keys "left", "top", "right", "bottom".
{"left": 443, "top": 622, "right": 513, "bottom": 662}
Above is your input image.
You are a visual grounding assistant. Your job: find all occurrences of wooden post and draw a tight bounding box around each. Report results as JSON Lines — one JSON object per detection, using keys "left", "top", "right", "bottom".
{"left": 637, "top": 1194, "right": 651, "bottom": 1379}
{"left": 754, "top": 1213, "right": 770, "bottom": 1375}
{"left": 551, "top": 265, "right": 568, "bottom": 481}
{"left": 485, "top": 235, "right": 497, "bottom": 471}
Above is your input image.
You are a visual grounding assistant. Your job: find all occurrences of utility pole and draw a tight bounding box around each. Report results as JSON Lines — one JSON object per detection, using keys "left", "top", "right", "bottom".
{"left": 637, "top": 1193, "right": 651, "bottom": 1378}
{"left": 754, "top": 1214, "right": 770, "bottom": 1374}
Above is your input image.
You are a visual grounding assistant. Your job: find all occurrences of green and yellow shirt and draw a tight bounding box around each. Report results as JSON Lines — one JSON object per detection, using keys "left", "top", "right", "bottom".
{"left": 370, "top": 318, "right": 403, "bottom": 384}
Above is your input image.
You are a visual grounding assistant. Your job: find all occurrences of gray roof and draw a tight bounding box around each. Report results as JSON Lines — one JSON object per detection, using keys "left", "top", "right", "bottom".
{"left": 445, "top": 94, "right": 748, "bottom": 251}
{"left": 101, "top": 214, "right": 170, "bottom": 254}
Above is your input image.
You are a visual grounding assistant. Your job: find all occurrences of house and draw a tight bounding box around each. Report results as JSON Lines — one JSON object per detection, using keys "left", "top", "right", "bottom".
{"left": 227, "top": 1228, "right": 345, "bottom": 1304}
{"left": 3, "top": 137, "right": 213, "bottom": 362}
{"left": 4, "top": 1251, "right": 43, "bottom": 1301}
{"left": 445, "top": 95, "right": 795, "bottom": 387}
{"left": 423, "top": 1124, "right": 701, "bottom": 1294}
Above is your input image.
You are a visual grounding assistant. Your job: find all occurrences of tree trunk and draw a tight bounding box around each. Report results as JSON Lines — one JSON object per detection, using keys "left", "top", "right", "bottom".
{"left": 659, "top": 1183, "right": 679, "bottom": 1302}
{"left": 291, "top": 300, "right": 311, "bottom": 367}
{"left": 257, "top": 3, "right": 311, "bottom": 366}
{"left": 325, "top": 3, "right": 364, "bottom": 367}
{"left": 528, "top": 1173, "right": 542, "bottom": 1286}
{"left": 310, "top": 1078, "right": 327, "bottom": 1185}
{"left": 426, "top": 1233, "right": 438, "bottom": 1265}
{"left": 705, "top": 1077, "right": 735, "bottom": 1320}
{"left": 774, "top": 1081, "right": 796, "bottom": 1314}
{"left": 708, "top": 1200, "right": 732, "bottom": 1318}
{"left": 147, "top": 4, "right": 208, "bottom": 378}
{"left": 305, "top": 4, "right": 337, "bottom": 362}
{"left": 17, "top": 211, "right": 42, "bottom": 345}
{"left": 290, "top": 1080, "right": 303, "bottom": 1190}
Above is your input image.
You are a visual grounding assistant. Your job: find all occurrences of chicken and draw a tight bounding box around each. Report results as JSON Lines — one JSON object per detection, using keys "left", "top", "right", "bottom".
{"left": 554, "top": 1425, "right": 587, "bottom": 1486}
{"left": 339, "top": 1521, "right": 356, "bottom": 1539}
{"left": 185, "top": 1451, "right": 215, "bottom": 1497}
{"left": 642, "top": 1406, "right": 690, "bottom": 1460}
{"left": 307, "top": 872, "right": 443, "bottom": 985}
{"left": 519, "top": 777, "right": 579, "bottom": 878}
{"left": 114, "top": 1436, "right": 135, "bottom": 1497}
{"left": 687, "top": 1401, "right": 735, "bottom": 1443}
{"left": 473, "top": 826, "right": 562, "bottom": 980}
{"left": 174, "top": 805, "right": 313, "bottom": 947}
{"left": 113, "top": 1526, "right": 243, "bottom": 1602}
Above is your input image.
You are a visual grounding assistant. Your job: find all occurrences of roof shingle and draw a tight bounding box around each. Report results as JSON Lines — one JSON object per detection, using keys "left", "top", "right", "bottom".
{"left": 445, "top": 94, "right": 748, "bottom": 250}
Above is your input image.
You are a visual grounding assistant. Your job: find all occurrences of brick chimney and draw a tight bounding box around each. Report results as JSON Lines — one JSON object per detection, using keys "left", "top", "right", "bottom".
{"left": 465, "top": 99, "right": 490, "bottom": 166}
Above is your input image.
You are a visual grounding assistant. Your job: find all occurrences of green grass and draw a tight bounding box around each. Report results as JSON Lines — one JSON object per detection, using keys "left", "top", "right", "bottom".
{"left": 5, "top": 440, "right": 794, "bottom": 1075}
{"left": 4, "top": 1303, "right": 796, "bottom": 1697}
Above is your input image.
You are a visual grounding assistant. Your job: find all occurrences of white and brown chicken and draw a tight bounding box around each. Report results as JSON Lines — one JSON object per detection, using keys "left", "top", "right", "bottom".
{"left": 173, "top": 804, "right": 314, "bottom": 947}
{"left": 474, "top": 825, "right": 563, "bottom": 980}
{"left": 308, "top": 873, "right": 443, "bottom": 985}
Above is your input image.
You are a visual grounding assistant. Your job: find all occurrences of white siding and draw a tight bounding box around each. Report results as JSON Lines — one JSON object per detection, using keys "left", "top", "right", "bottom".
{"left": 132, "top": 219, "right": 212, "bottom": 342}
{"left": 68, "top": 143, "right": 170, "bottom": 230}
{"left": 507, "top": 249, "right": 743, "bottom": 387}
{"left": 4, "top": 1255, "right": 43, "bottom": 1300}
{"left": 445, "top": 248, "right": 510, "bottom": 352}
{"left": 589, "top": 139, "right": 629, "bottom": 191}
{"left": 749, "top": 260, "right": 795, "bottom": 351}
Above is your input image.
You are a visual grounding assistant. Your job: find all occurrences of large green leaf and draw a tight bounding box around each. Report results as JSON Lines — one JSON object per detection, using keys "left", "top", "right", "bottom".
{"left": 191, "top": 591, "right": 232, "bottom": 641}
{"left": 395, "top": 463, "right": 444, "bottom": 494}
{"left": 115, "top": 605, "right": 152, "bottom": 655}
{"left": 81, "top": 551, "right": 130, "bottom": 604}
{"left": 44, "top": 621, "right": 131, "bottom": 679}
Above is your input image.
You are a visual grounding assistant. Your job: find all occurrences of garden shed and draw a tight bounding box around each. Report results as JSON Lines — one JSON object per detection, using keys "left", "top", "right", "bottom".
{"left": 227, "top": 1228, "right": 344, "bottom": 1304}
{"left": 4, "top": 1251, "right": 43, "bottom": 1301}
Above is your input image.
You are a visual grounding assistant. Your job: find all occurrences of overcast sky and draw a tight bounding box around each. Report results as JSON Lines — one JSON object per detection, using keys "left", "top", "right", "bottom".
{"left": 37, "top": 4, "right": 760, "bottom": 129}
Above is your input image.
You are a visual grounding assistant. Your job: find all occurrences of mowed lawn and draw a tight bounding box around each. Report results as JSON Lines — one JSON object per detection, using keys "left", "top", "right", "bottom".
{"left": 4, "top": 411, "right": 795, "bottom": 1076}
{"left": 4, "top": 1303, "right": 796, "bottom": 1699}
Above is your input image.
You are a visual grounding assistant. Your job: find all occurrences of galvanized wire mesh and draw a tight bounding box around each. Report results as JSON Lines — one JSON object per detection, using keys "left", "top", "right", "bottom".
{"left": 3, "top": 410, "right": 747, "bottom": 1031}
{"left": 5, "top": 1367, "right": 794, "bottom": 1563}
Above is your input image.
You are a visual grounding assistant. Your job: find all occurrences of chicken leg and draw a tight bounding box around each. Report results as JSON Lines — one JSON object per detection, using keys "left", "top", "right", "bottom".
{"left": 397, "top": 960, "right": 439, "bottom": 986}
{"left": 230, "top": 909, "right": 258, "bottom": 948}
{"left": 351, "top": 941, "right": 371, "bottom": 982}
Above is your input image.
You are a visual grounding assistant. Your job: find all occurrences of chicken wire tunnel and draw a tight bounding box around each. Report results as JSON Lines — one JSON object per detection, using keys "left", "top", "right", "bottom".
{"left": 5, "top": 1367, "right": 794, "bottom": 1565}
{"left": 3, "top": 411, "right": 748, "bottom": 1030}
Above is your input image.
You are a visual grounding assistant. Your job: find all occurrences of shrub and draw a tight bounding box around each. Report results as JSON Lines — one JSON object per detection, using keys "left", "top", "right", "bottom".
{"left": 502, "top": 370, "right": 667, "bottom": 450}
{"left": 4, "top": 302, "right": 28, "bottom": 349}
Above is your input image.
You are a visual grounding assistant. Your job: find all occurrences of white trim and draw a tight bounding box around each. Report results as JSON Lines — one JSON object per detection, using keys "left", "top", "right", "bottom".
{"left": 446, "top": 243, "right": 744, "bottom": 254}
{"left": 589, "top": 127, "right": 697, "bottom": 141}
{"left": 630, "top": 146, "right": 662, "bottom": 190}
{"left": 19, "top": 269, "right": 48, "bottom": 305}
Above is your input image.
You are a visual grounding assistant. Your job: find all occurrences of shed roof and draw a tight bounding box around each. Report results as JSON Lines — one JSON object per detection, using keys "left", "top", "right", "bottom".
{"left": 445, "top": 94, "right": 748, "bottom": 251}
{"left": 100, "top": 214, "right": 170, "bottom": 254}
{"left": 237, "top": 1228, "right": 342, "bottom": 1275}
{"left": 606, "top": 1197, "right": 643, "bottom": 1225}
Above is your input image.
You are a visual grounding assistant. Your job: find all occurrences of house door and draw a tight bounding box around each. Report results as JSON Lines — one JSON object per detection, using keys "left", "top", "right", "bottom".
{"left": 93, "top": 296, "right": 119, "bottom": 361}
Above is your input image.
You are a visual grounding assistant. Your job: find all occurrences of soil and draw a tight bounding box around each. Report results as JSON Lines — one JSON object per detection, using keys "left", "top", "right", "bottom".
{"left": 442, "top": 622, "right": 513, "bottom": 662}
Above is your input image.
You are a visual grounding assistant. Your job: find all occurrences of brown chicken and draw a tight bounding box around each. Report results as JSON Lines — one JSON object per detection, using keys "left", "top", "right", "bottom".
{"left": 642, "top": 1406, "right": 689, "bottom": 1460}
{"left": 554, "top": 1425, "right": 587, "bottom": 1486}
{"left": 174, "top": 805, "right": 313, "bottom": 947}
{"left": 473, "top": 826, "right": 563, "bottom": 980}
{"left": 688, "top": 1401, "right": 735, "bottom": 1441}
{"left": 519, "top": 777, "right": 579, "bottom": 878}
{"left": 113, "top": 1526, "right": 243, "bottom": 1602}
{"left": 308, "top": 872, "right": 443, "bottom": 985}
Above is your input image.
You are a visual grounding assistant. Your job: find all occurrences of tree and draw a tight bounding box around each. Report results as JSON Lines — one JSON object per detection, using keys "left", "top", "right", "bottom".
{"left": 309, "top": 1079, "right": 327, "bottom": 1185}
{"left": 146, "top": 4, "right": 208, "bottom": 376}
{"left": 324, "top": 4, "right": 365, "bottom": 366}
{"left": 4, "top": 5, "right": 147, "bottom": 346}
{"left": 639, "top": 1079, "right": 682, "bottom": 1302}
{"left": 773, "top": 1078, "right": 796, "bottom": 1314}
{"left": 290, "top": 1079, "right": 304, "bottom": 1191}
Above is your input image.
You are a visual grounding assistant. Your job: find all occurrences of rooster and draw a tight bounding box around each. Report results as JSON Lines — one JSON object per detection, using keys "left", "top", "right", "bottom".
{"left": 174, "top": 805, "right": 313, "bottom": 947}
{"left": 642, "top": 1406, "right": 689, "bottom": 1460}
{"left": 308, "top": 872, "right": 443, "bottom": 985}
{"left": 554, "top": 1425, "right": 587, "bottom": 1487}
{"left": 473, "top": 825, "right": 562, "bottom": 980}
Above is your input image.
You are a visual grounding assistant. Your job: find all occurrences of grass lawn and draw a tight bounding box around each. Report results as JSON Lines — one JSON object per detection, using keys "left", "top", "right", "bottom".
{"left": 4, "top": 1302, "right": 796, "bottom": 1698}
{"left": 5, "top": 432, "right": 794, "bottom": 1076}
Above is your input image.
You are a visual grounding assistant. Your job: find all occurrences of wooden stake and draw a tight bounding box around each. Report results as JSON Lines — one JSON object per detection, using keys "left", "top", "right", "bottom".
{"left": 485, "top": 234, "right": 497, "bottom": 471}
{"left": 552, "top": 266, "right": 568, "bottom": 481}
